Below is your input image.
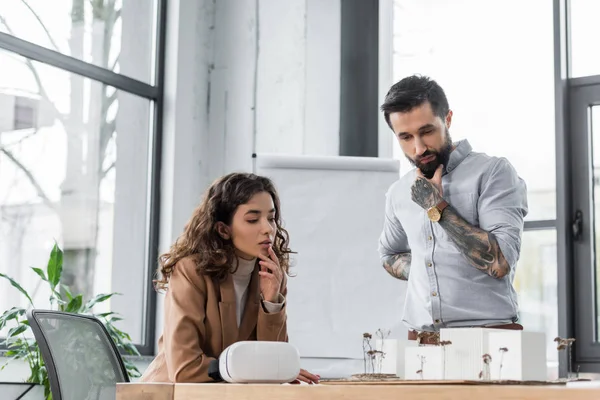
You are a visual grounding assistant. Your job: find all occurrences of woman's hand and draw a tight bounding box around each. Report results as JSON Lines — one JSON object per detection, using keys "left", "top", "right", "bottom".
{"left": 258, "top": 246, "right": 283, "bottom": 303}
{"left": 291, "top": 369, "right": 320, "bottom": 384}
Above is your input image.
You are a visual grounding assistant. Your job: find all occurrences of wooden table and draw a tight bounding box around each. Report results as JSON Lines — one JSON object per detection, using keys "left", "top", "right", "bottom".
{"left": 117, "top": 381, "right": 600, "bottom": 400}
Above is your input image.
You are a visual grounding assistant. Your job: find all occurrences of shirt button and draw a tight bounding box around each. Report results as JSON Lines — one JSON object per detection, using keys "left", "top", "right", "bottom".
{"left": 427, "top": 262, "right": 432, "bottom": 267}
{"left": 428, "top": 236, "right": 432, "bottom": 241}
{"left": 432, "top": 291, "right": 438, "bottom": 297}
{"left": 435, "top": 319, "right": 440, "bottom": 323}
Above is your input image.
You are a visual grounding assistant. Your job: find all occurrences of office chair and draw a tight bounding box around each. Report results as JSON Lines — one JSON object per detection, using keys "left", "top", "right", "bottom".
{"left": 27, "top": 310, "right": 130, "bottom": 400}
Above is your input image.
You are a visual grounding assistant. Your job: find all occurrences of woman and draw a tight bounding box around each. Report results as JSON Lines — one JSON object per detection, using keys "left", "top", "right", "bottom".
{"left": 141, "top": 172, "right": 319, "bottom": 384}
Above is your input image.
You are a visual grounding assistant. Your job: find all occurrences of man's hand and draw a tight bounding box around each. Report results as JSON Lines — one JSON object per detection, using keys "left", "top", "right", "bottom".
{"left": 411, "top": 164, "right": 444, "bottom": 210}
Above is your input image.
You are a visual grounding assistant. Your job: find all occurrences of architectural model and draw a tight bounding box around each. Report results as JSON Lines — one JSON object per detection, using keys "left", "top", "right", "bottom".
{"left": 403, "top": 328, "right": 547, "bottom": 381}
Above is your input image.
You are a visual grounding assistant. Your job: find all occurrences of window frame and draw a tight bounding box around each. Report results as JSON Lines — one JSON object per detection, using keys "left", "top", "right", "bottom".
{"left": 0, "top": 0, "right": 167, "bottom": 356}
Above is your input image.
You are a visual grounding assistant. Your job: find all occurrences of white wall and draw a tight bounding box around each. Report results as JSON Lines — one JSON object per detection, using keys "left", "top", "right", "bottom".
{"left": 155, "top": 0, "right": 343, "bottom": 351}
{"left": 207, "top": 0, "right": 341, "bottom": 176}
{"left": 378, "top": 0, "right": 394, "bottom": 158}
{"left": 256, "top": 0, "right": 341, "bottom": 156}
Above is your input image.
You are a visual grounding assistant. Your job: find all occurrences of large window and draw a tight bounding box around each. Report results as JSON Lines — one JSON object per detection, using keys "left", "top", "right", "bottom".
{"left": 392, "top": 0, "right": 558, "bottom": 376}
{"left": 569, "top": 82, "right": 600, "bottom": 369}
{"left": 0, "top": 0, "right": 156, "bottom": 83}
{"left": 0, "top": 0, "right": 164, "bottom": 354}
{"left": 569, "top": 0, "right": 600, "bottom": 78}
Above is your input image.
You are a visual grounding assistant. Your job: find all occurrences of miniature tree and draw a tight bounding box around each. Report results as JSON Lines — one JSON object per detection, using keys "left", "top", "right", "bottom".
{"left": 498, "top": 347, "right": 509, "bottom": 380}
{"left": 361, "top": 329, "right": 392, "bottom": 376}
{"left": 439, "top": 340, "right": 453, "bottom": 380}
{"left": 375, "top": 329, "right": 391, "bottom": 374}
{"left": 375, "top": 349, "right": 386, "bottom": 374}
{"left": 376, "top": 328, "right": 391, "bottom": 342}
{"left": 362, "top": 333, "right": 373, "bottom": 374}
{"left": 554, "top": 337, "right": 576, "bottom": 379}
{"left": 481, "top": 354, "right": 492, "bottom": 381}
{"left": 416, "top": 355, "right": 427, "bottom": 380}
{"left": 366, "top": 349, "right": 384, "bottom": 374}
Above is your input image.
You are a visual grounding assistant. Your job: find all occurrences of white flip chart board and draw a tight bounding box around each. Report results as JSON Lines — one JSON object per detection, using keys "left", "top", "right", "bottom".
{"left": 255, "top": 154, "right": 408, "bottom": 358}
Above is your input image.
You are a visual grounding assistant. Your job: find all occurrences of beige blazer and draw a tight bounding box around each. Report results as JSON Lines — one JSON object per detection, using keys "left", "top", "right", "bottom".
{"left": 140, "top": 256, "right": 288, "bottom": 383}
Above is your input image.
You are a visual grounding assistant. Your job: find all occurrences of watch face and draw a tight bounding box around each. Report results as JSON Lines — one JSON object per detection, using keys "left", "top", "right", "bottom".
{"left": 427, "top": 207, "right": 441, "bottom": 222}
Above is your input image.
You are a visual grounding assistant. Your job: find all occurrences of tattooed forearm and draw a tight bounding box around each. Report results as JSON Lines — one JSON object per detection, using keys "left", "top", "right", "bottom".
{"left": 439, "top": 206, "right": 509, "bottom": 279}
{"left": 382, "top": 252, "right": 412, "bottom": 281}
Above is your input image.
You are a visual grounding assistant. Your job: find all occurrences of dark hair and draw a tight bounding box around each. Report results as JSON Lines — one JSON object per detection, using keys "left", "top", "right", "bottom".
{"left": 380, "top": 75, "right": 450, "bottom": 129}
{"left": 154, "top": 172, "right": 293, "bottom": 289}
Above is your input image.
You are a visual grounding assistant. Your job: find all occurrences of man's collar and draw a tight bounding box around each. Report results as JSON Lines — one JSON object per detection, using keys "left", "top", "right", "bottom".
{"left": 445, "top": 139, "right": 472, "bottom": 174}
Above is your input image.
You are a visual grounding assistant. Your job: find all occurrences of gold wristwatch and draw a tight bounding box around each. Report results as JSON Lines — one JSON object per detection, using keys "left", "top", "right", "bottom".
{"left": 427, "top": 200, "right": 448, "bottom": 222}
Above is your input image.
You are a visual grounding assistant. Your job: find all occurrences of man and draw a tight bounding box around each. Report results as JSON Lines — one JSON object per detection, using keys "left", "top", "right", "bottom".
{"left": 378, "top": 75, "right": 528, "bottom": 343}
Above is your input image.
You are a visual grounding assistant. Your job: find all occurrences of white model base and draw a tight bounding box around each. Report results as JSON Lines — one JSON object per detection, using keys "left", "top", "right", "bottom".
{"left": 404, "top": 346, "right": 445, "bottom": 380}
{"left": 401, "top": 328, "right": 548, "bottom": 381}
{"left": 441, "top": 328, "right": 491, "bottom": 380}
{"left": 375, "top": 339, "right": 398, "bottom": 375}
{"left": 487, "top": 330, "right": 547, "bottom": 380}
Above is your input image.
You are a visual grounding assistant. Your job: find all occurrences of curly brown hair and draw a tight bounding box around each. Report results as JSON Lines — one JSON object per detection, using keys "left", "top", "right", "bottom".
{"left": 154, "top": 172, "right": 293, "bottom": 290}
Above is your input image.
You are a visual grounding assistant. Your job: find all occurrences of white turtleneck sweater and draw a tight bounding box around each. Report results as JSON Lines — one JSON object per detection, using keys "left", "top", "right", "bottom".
{"left": 233, "top": 257, "right": 285, "bottom": 327}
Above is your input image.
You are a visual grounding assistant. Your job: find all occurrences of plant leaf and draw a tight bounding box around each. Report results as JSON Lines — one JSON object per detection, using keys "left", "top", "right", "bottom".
{"left": 64, "top": 286, "right": 73, "bottom": 302}
{"left": 8, "top": 325, "right": 28, "bottom": 337}
{"left": 0, "top": 307, "right": 26, "bottom": 330}
{"left": 83, "top": 292, "right": 120, "bottom": 312}
{"left": 46, "top": 242, "right": 63, "bottom": 290}
{"left": 121, "top": 342, "right": 140, "bottom": 356}
{"left": 95, "top": 311, "right": 118, "bottom": 318}
{"left": 49, "top": 293, "right": 67, "bottom": 310}
{"left": 31, "top": 267, "right": 47, "bottom": 282}
{"left": 0, "top": 273, "right": 34, "bottom": 307}
{"left": 65, "top": 295, "right": 83, "bottom": 313}
{"left": 5, "top": 337, "right": 22, "bottom": 348}
{"left": 124, "top": 360, "right": 141, "bottom": 378}
{"left": 2, "top": 307, "right": 26, "bottom": 319}
{"left": 38, "top": 365, "right": 47, "bottom": 385}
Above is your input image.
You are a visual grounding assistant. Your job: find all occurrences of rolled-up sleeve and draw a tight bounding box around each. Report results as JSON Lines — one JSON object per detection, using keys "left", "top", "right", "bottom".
{"left": 478, "top": 158, "right": 528, "bottom": 272}
{"left": 378, "top": 186, "right": 410, "bottom": 262}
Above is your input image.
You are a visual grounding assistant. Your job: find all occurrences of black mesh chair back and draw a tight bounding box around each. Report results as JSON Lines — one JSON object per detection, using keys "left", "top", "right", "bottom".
{"left": 27, "top": 310, "right": 129, "bottom": 400}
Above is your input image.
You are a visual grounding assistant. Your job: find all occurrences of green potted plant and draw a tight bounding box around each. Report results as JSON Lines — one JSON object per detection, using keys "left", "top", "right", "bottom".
{"left": 0, "top": 243, "right": 141, "bottom": 399}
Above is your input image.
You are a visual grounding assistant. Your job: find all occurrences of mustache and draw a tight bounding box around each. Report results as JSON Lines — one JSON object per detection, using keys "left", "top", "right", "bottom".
{"left": 416, "top": 150, "right": 437, "bottom": 163}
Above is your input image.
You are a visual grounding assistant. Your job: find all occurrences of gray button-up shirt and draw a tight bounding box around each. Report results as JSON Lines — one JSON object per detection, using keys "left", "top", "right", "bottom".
{"left": 379, "top": 140, "right": 528, "bottom": 332}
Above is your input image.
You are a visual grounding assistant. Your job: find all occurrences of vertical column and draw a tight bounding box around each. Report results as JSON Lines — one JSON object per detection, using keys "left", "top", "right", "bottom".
{"left": 339, "top": 0, "right": 379, "bottom": 157}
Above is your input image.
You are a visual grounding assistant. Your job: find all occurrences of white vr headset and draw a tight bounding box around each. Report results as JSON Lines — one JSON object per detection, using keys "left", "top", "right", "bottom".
{"left": 216, "top": 341, "right": 300, "bottom": 383}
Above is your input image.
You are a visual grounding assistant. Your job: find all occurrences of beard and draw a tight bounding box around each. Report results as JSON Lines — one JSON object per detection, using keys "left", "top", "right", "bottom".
{"left": 406, "top": 130, "right": 453, "bottom": 179}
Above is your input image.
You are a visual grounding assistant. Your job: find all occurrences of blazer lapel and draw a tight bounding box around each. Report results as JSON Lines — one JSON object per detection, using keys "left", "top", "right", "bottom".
{"left": 218, "top": 273, "right": 239, "bottom": 350}
{"left": 237, "top": 264, "right": 259, "bottom": 341}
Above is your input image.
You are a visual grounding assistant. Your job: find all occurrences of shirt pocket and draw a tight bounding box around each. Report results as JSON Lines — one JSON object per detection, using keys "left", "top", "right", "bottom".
{"left": 446, "top": 193, "right": 477, "bottom": 226}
